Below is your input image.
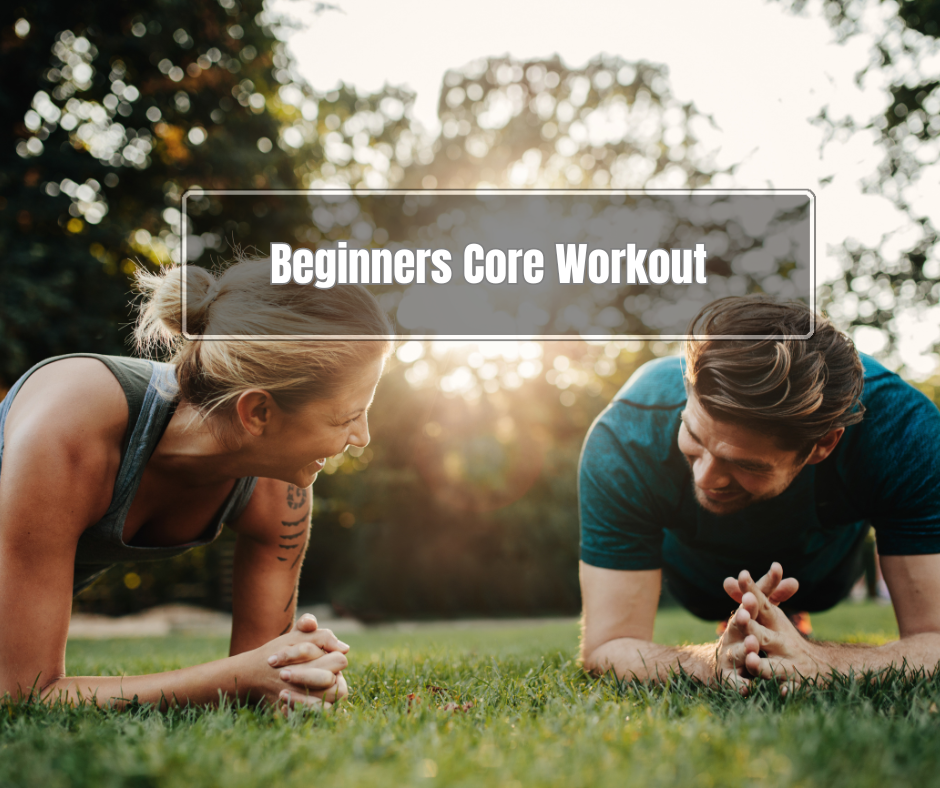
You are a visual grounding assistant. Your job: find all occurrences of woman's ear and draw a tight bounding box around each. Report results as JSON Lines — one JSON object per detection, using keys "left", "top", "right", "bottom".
{"left": 234, "top": 389, "right": 276, "bottom": 437}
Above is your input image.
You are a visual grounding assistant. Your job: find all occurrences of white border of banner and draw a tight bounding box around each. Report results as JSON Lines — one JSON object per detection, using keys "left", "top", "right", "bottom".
{"left": 180, "top": 188, "right": 815, "bottom": 341}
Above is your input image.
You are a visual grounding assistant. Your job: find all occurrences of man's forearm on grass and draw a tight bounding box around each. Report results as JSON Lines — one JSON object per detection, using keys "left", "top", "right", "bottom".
{"left": 37, "top": 652, "right": 258, "bottom": 710}
{"left": 584, "top": 637, "right": 718, "bottom": 682}
{"left": 803, "top": 632, "right": 940, "bottom": 676}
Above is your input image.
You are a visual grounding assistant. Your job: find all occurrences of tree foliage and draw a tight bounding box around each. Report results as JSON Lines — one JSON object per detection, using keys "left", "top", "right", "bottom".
{"left": 781, "top": 0, "right": 940, "bottom": 363}
{"left": 1, "top": 0, "right": 308, "bottom": 383}
{"left": 6, "top": 2, "right": 733, "bottom": 616}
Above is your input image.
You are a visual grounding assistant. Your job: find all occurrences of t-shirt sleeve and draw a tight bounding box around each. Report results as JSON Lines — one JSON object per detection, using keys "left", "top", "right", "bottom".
{"left": 859, "top": 378, "right": 940, "bottom": 555}
{"left": 578, "top": 407, "right": 665, "bottom": 571}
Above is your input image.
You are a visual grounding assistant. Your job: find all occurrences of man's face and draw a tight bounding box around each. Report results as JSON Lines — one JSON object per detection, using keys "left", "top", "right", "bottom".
{"left": 677, "top": 391, "right": 809, "bottom": 516}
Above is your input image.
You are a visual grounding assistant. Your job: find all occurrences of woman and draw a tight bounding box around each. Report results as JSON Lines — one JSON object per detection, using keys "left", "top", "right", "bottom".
{"left": 0, "top": 258, "right": 393, "bottom": 710}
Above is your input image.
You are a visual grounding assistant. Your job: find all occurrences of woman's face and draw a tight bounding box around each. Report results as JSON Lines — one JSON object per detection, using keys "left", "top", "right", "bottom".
{"left": 263, "top": 355, "right": 386, "bottom": 487}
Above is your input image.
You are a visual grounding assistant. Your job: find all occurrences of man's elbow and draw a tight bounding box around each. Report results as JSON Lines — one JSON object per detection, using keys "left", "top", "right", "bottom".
{"left": 579, "top": 640, "right": 609, "bottom": 677}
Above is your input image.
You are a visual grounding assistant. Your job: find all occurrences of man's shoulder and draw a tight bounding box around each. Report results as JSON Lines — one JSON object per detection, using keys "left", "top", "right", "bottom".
{"left": 839, "top": 359, "right": 940, "bottom": 554}
{"left": 584, "top": 356, "right": 685, "bottom": 465}
{"left": 611, "top": 356, "right": 687, "bottom": 411}
{"left": 859, "top": 353, "right": 897, "bottom": 391}
{"left": 859, "top": 353, "right": 929, "bottom": 405}
{"left": 853, "top": 354, "right": 939, "bottom": 437}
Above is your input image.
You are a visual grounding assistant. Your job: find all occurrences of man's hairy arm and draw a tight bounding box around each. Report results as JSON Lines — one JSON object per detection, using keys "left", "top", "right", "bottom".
{"left": 580, "top": 563, "right": 726, "bottom": 684}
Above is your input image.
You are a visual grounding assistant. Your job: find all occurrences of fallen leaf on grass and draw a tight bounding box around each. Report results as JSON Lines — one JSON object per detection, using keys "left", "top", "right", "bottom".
{"left": 442, "top": 701, "right": 474, "bottom": 713}
{"left": 407, "top": 691, "right": 472, "bottom": 713}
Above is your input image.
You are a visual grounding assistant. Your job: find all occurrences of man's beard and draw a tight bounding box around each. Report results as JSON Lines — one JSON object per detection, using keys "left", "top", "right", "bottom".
{"left": 688, "top": 464, "right": 807, "bottom": 517}
{"left": 691, "top": 484, "right": 757, "bottom": 516}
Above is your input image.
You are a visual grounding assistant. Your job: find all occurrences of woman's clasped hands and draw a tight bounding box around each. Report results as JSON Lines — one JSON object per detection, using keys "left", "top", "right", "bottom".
{"left": 245, "top": 613, "right": 350, "bottom": 712}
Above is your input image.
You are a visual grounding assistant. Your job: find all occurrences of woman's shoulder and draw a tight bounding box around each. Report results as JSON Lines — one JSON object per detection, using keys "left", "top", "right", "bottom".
{"left": 4, "top": 356, "right": 129, "bottom": 463}
{"left": 1, "top": 357, "right": 132, "bottom": 534}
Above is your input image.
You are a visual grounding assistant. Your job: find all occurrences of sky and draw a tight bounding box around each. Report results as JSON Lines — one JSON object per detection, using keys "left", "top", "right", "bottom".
{"left": 270, "top": 0, "right": 939, "bottom": 375}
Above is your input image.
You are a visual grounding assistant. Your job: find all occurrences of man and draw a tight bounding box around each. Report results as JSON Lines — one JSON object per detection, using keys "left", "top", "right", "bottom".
{"left": 579, "top": 296, "right": 940, "bottom": 691}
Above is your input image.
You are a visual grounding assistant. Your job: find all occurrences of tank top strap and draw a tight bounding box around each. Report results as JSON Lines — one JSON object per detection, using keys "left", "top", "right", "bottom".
{"left": 101, "top": 360, "right": 179, "bottom": 532}
{"left": 89, "top": 355, "right": 155, "bottom": 457}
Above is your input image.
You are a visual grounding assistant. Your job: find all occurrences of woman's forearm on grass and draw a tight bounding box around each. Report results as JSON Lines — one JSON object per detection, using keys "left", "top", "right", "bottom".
{"left": 583, "top": 637, "right": 718, "bottom": 682}
{"left": 18, "top": 621, "right": 348, "bottom": 711}
{"left": 38, "top": 651, "right": 260, "bottom": 710}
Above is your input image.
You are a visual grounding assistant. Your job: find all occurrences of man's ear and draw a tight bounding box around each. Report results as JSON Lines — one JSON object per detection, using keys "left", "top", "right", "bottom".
{"left": 804, "top": 427, "right": 845, "bottom": 466}
{"left": 234, "top": 389, "right": 277, "bottom": 437}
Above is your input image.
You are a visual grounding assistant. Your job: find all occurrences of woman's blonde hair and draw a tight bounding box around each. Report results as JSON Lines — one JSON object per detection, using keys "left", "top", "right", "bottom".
{"left": 134, "top": 256, "right": 394, "bottom": 419}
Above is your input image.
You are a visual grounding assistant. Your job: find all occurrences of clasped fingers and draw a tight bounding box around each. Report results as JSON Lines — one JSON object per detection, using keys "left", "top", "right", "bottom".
{"left": 268, "top": 640, "right": 327, "bottom": 667}
{"left": 292, "top": 613, "right": 319, "bottom": 633}
{"left": 719, "top": 639, "right": 749, "bottom": 671}
{"left": 723, "top": 563, "right": 800, "bottom": 609}
{"left": 307, "top": 627, "right": 350, "bottom": 654}
{"left": 278, "top": 668, "right": 349, "bottom": 714}
{"left": 714, "top": 648, "right": 751, "bottom": 695}
{"left": 741, "top": 614, "right": 781, "bottom": 653}
{"left": 744, "top": 651, "right": 798, "bottom": 685}
{"left": 278, "top": 651, "right": 348, "bottom": 689}
{"left": 268, "top": 628, "right": 350, "bottom": 668}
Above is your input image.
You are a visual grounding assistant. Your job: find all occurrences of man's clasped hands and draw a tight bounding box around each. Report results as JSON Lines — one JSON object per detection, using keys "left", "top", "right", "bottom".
{"left": 715, "top": 561, "right": 825, "bottom": 694}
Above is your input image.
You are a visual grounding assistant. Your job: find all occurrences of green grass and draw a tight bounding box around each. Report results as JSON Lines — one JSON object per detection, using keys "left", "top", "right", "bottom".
{"left": 3, "top": 602, "right": 938, "bottom": 788}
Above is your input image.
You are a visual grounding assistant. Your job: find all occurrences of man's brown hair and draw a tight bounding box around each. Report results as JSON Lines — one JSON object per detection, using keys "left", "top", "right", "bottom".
{"left": 684, "top": 296, "right": 865, "bottom": 455}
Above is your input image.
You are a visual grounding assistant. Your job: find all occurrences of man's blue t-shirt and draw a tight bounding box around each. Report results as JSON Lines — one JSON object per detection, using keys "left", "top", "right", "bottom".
{"left": 579, "top": 354, "right": 940, "bottom": 608}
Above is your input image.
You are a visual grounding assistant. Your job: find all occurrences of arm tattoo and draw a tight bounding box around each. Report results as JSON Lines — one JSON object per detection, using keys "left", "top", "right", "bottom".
{"left": 286, "top": 484, "right": 309, "bottom": 510}
{"left": 280, "top": 485, "right": 310, "bottom": 569}
{"left": 280, "top": 587, "right": 297, "bottom": 634}
{"left": 278, "top": 484, "right": 311, "bottom": 632}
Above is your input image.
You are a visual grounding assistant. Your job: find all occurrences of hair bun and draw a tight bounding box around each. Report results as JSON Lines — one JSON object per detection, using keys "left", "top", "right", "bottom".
{"left": 133, "top": 265, "right": 220, "bottom": 350}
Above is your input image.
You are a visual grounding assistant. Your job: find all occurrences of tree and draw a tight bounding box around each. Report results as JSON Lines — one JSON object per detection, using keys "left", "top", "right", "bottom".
{"left": 300, "top": 55, "right": 735, "bottom": 617}
{"left": 780, "top": 0, "right": 940, "bottom": 366}
{"left": 1, "top": 0, "right": 312, "bottom": 385}
{"left": 6, "top": 2, "right": 776, "bottom": 616}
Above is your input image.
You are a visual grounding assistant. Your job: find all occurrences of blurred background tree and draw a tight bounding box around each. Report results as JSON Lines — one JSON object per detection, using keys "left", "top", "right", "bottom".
{"left": 778, "top": 0, "right": 940, "bottom": 377}
{"left": 1, "top": 0, "right": 323, "bottom": 383}
{"left": 6, "top": 1, "right": 927, "bottom": 618}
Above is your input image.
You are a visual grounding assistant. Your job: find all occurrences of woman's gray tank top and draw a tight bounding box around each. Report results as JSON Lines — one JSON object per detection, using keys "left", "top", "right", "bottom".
{"left": 0, "top": 354, "right": 258, "bottom": 595}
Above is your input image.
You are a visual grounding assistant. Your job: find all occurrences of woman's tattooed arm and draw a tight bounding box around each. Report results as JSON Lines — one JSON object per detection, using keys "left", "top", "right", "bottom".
{"left": 278, "top": 485, "right": 311, "bottom": 632}
{"left": 286, "top": 483, "right": 309, "bottom": 510}
{"left": 227, "top": 480, "right": 313, "bottom": 654}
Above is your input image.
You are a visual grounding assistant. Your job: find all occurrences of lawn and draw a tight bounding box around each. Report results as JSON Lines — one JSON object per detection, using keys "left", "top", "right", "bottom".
{"left": 4, "top": 602, "right": 939, "bottom": 788}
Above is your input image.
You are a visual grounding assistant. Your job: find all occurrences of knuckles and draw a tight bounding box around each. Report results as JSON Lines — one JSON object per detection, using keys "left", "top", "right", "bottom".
{"left": 297, "top": 642, "right": 323, "bottom": 659}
